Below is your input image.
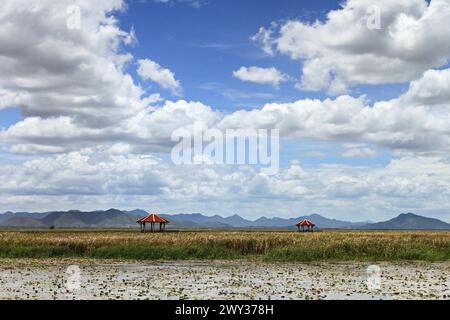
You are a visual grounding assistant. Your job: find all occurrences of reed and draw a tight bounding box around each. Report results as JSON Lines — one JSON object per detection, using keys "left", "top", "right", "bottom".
{"left": 0, "top": 230, "right": 448, "bottom": 261}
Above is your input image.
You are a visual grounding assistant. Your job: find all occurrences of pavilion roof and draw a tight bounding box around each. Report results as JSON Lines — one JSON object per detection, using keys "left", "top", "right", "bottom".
{"left": 296, "top": 219, "right": 315, "bottom": 227}
{"left": 137, "top": 214, "right": 170, "bottom": 224}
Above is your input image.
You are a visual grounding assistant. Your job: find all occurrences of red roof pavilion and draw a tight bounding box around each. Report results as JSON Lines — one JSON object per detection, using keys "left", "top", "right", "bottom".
{"left": 137, "top": 213, "right": 170, "bottom": 232}
{"left": 296, "top": 219, "right": 316, "bottom": 232}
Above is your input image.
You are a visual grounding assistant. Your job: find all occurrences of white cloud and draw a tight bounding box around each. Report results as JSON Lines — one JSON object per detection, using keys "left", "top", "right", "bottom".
{"left": 1, "top": 150, "right": 450, "bottom": 222}
{"left": 401, "top": 68, "right": 450, "bottom": 106}
{"left": 1, "top": 99, "right": 220, "bottom": 154}
{"left": 4, "top": 66, "right": 450, "bottom": 156}
{"left": 254, "top": 0, "right": 450, "bottom": 93}
{"left": 0, "top": 0, "right": 152, "bottom": 128}
{"left": 342, "top": 144, "right": 378, "bottom": 158}
{"left": 217, "top": 87, "right": 450, "bottom": 155}
{"left": 4, "top": 66, "right": 450, "bottom": 158}
{"left": 0, "top": 0, "right": 189, "bottom": 153}
{"left": 251, "top": 23, "right": 277, "bottom": 56}
{"left": 233, "top": 66, "right": 288, "bottom": 88}
{"left": 4, "top": 0, "right": 450, "bottom": 158}
{"left": 137, "top": 59, "right": 182, "bottom": 96}
{"left": 151, "top": 0, "right": 207, "bottom": 8}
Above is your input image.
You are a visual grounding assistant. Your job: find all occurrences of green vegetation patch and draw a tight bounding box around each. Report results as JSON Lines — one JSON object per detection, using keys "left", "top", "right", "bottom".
{"left": 0, "top": 230, "right": 448, "bottom": 261}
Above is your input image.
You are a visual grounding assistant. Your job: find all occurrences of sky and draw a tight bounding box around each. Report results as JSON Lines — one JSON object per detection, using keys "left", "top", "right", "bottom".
{"left": 1, "top": 0, "right": 450, "bottom": 222}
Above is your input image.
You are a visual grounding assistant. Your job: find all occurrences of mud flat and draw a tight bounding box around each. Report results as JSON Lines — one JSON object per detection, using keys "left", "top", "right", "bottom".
{"left": 0, "top": 259, "right": 448, "bottom": 300}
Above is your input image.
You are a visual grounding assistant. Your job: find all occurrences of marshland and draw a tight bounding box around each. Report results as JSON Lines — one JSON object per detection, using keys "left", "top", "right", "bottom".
{"left": 0, "top": 230, "right": 449, "bottom": 300}
{"left": 0, "top": 230, "right": 449, "bottom": 261}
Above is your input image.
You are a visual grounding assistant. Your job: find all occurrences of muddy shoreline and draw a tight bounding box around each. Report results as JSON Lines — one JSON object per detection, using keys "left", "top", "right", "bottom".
{"left": 0, "top": 259, "right": 448, "bottom": 300}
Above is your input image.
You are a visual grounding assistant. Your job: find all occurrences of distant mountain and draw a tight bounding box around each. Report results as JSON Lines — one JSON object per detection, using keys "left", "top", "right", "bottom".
{"left": 0, "top": 217, "right": 47, "bottom": 228}
{"left": 125, "top": 209, "right": 149, "bottom": 217}
{"left": 0, "top": 209, "right": 137, "bottom": 229}
{"left": 41, "top": 209, "right": 137, "bottom": 228}
{"left": 244, "top": 214, "right": 353, "bottom": 229}
{"left": 360, "top": 213, "right": 450, "bottom": 230}
{"left": 0, "top": 210, "right": 449, "bottom": 230}
{"left": 157, "top": 214, "right": 232, "bottom": 229}
{"left": 161, "top": 212, "right": 365, "bottom": 229}
{"left": 0, "top": 210, "right": 360, "bottom": 229}
{"left": 160, "top": 213, "right": 254, "bottom": 228}
{"left": 0, "top": 211, "right": 48, "bottom": 222}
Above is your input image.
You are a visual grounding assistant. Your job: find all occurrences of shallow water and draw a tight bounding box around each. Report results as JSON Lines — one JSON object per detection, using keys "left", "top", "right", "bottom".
{"left": 0, "top": 259, "right": 448, "bottom": 300}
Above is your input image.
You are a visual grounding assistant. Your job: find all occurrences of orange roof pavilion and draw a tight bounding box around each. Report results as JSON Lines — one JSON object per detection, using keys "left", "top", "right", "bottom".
{"left": 296, "top": 219, "right": 316, "bottom": 232}
{"left": 137, "top": 213, "right": 170, "bottom": 232}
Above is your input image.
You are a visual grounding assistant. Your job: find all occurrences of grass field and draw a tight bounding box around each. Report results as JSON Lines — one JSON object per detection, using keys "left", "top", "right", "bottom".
{"left": 0, "top": 230, "right": 449, "bottom": 261}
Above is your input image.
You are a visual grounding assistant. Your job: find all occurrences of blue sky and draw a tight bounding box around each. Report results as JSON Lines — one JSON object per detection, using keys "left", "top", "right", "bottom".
{"left": 119, "top": 0, "right": 366, "bottom": 110}
{"left": 122, "top": 0, "right": 397, "bottom": 172}
{"left": 1, "top": 0, "right": 450, "bottom": 222}
{"left": 116, "top": 0, "right": 397, "bottom": 171}
{"left": 116, "top": 0, "right": 408, "bottom": 111}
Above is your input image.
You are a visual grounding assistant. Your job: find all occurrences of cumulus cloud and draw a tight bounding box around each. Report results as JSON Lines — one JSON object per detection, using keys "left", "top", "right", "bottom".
{"left": 4, "top": 67, "right": 450, "bottom": 156}
{"left": 0, "top": 0, "right": 151, "bottom": 128}
{"left": 4, "top": 0, "right": 450, "bottom": 158}
{"left": 0, "top": 0, "right": 188, "bottom": 153}
{"left": 218, "top": 89, "right": 450, "bottom": 154}
{"left": 0, "top": 151, "right": 171, "bottom": 197}
{"left": 342, "top": 144, "right": 378, "bottom": 158}
{"left": 137, "top": 59, "right": 182, "bottom": 96}
{"left": 1, "top": 150, "right": 450, "bottom": 221}
{"left": 401, "top": 68, "right": 450, "bottom": 106}
{"left": 1, "top": 99, "right": 220, "bottom": 154}
{"left": 253, "top": 0, "right": 450, "bottom": 93}
{"left": 233, "top": 66, "right": 289, "bottom": 88}
{"left": 4, "top": 64, "right": 450, "bottom": 158}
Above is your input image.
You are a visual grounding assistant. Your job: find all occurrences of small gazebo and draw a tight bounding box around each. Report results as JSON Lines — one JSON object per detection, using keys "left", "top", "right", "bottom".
{"left": 296, "top": 219, "right": 316, "bottom": 232}
{"left": 137, "top": 214, "right": 170, "bottom": 233}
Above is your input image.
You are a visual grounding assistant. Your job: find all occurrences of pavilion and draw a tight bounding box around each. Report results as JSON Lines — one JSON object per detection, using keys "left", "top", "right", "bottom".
{"left": 137, "top": 213, "right": 170, "bottom": 233}
{"left": 296, "top": 219, "right": 316, "bottom": 232}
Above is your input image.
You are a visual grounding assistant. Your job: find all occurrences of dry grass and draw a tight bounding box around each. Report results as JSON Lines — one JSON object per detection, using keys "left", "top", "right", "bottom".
{"left": 0, "top": 230, "right": 449, "bottom": 261}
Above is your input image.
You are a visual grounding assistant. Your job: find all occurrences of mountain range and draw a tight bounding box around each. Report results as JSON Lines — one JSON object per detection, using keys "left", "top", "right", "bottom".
{"left": 0, "top": 209, "right": 449, "bottom": 230}
{"left": 359, "top": 213, "right": 450, "bottom": 230}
